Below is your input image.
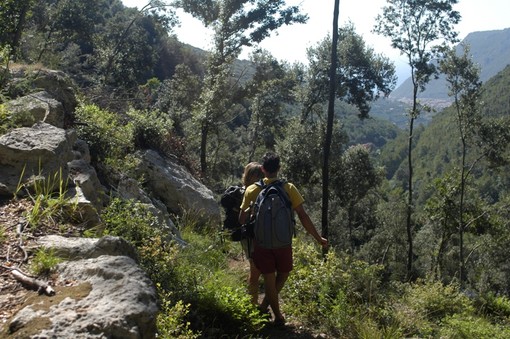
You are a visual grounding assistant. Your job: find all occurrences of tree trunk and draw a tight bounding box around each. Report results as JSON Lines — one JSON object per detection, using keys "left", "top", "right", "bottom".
{"left": 406, "top": 82, "right": 418, "bottom": 281}
{"left": 459, "top": 126, "right": 467, "bottom": 286}
{"left": 200, "top": 122, "right": 209, "bottom": 175}
{"left": 10, "top": 1, "right": 31, "bottom": 61}
{"left": 322, "top": 0, "right": 340, "bottom": 245}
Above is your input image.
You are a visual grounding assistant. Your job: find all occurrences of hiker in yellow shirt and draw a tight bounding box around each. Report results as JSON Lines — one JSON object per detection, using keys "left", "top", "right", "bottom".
{"left": 239, "top": 152, "right": 328, "bottom": 327}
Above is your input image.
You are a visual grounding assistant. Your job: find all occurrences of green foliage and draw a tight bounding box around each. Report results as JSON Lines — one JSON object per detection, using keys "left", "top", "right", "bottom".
{"left": 156, "top": 287, "right": 200, "bottom": 339}
{"left": 477, "top": 293, "right": 510, "bottom": 323}
{"left": 30, "top": 247, "right": 61, "bottom": 276}
{"left": 0, "top": 103, "right": 10, "bottom": 134}
{"left": 329, "top": 144, "right": 383, "bottom": 250}
{"left": 20, "top": 168, "right": 77, "bottom": 229}
{"left": 283, "top": 238, "right": 384, "bottom": 335}
{"left": 277, "top": 117, "right": 326, "bottom": 187}
{"left": 200, "top": 274, "right": 268, "bottom": 333}
{"left": 374, "top": 0, "right": 460, "bottom": 94}
{"left": 100, "top": 198, "right": 267, "bottom": 336}
{"left": 0, "top": 226, "right": 6, "bottom": 244}
{"left": 101, "top": 198, "right": 161, "bottom": 248}
{"left": 439, "top": 314, "right": 510, "bottom": 339}
{"left": 389, "top": 280, "right": 474, "bottom": 337}
{"left": 125, "top": 106, "right": 173, "bottom": 151}
{"left": 74, "top": 103, "right": 134, "bottom": 163}
{"left": 304, "top": 23, "right": 396, "bottom": 119}
{"left": 342, "top": 113, "right": 402, "bottom": 148}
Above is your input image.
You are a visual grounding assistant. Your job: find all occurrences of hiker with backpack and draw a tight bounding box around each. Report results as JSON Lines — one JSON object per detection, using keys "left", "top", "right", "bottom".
{"left": 220, "top": 162, "right": 263, "bottom": 305}
{"left": 239, "top": 152, "right": 328, "bottom": 327}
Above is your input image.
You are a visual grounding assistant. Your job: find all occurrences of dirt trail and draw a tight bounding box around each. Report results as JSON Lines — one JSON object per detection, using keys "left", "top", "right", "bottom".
{"left": 228, "top": 256, "right": 328, "bottom": 338}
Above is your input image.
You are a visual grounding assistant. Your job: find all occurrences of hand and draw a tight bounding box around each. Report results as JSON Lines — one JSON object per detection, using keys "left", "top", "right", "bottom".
{"left": 318, "top": 237, "right": 328, "bottom": 248}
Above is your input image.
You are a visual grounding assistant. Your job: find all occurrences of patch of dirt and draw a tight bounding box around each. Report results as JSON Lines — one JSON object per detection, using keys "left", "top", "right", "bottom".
{"left": 0, "top": 199, "right": 37, "bottom": 327}
{"left": 0, "top": 198, "right": 84, "bottom": 334}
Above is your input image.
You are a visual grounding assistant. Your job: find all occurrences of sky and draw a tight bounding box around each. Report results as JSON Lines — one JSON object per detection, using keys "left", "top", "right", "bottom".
{"left": 122, "top": 0, "right": 510, "bottom": 83}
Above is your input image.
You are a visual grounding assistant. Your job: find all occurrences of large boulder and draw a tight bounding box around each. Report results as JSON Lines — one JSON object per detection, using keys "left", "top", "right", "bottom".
{"left": 6, "top": 235, "right": 158, "bottom": 338}
{"left": 4, "top": 91, "right": 65, "bottom": 128}
{"left": 135, "top": 149, "right": 221, "bottom": 221}
{"left": 117, "top": 177, "right": 187, "bottom": 246}
{"left": 8, "top": 67, "right": 78, "bottom": 124}
{"left": 0, "top": 122, "right": 76, "bottom": 196}
{"left": 0, "top": 122, "right": 105, "bottom": 225}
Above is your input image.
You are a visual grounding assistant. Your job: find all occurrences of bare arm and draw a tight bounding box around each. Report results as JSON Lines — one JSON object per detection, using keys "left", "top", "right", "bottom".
{"left": 294, "top": 204, "right": 328, "bottom": 248}
{"left": 239, "top": 209, "right": 249, "bottom": 225}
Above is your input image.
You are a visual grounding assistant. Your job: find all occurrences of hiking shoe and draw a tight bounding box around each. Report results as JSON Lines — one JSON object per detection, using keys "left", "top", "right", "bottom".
{"left": 273, "top": 317, "right": 286, "bottom": 327}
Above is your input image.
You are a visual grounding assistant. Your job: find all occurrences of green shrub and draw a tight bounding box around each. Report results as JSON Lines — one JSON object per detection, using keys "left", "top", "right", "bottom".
{"left": 390, "top": 280, "right": 474, "bottom": 337}
{"left": 283, "top": 238, "right": 384, "bottom": 336}
{"left": 125, "top": 108, "right": 173, "bottom": 152}
{"left": 405, "top": 280, "right": 474, "bottom": 320}
{"left": 477, "top": 293, "right": 510, "bottom": 321}
{"left": 439, "top": 314, "right": 510, "bottom": 339}
{"left": 74, "top": 104, "right": 134, "bottom": 165}
{"left": 101, "top": 198, "right": 161, "bottom": 247}
{"left": 156, "top": 287, "right": 200, "bottom": 339}
{"left": 30, "top": 247, "right": 61, "bottom": 276}
{"left": 100, "top": 198, "right": 180, "bottom": 289}
{"left": 199, "top": 273, "right": 268, "bottom": 334}
{"left": 354, "top": 316, "right": 403, "bottom": 339}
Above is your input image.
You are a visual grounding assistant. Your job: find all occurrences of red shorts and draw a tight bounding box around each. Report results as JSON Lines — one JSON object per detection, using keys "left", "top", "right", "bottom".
{"left": 252, "top": 243, "right": 293, "bottom": 274}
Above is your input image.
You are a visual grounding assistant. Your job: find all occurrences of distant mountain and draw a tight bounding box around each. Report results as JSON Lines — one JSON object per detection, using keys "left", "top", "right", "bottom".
{"left": 390, "top": 28, "right": 510, "bottom": 103}
{"left": 378, "top": 64, "right": 510, "bottom": 204}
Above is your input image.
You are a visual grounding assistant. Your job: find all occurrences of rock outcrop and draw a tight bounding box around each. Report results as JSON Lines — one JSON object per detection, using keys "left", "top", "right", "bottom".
{"left": 0, "top": 67, "right": 221, "bottom": 337}
{"left": 6, "top": 236, "right": 158, "bottom": 338}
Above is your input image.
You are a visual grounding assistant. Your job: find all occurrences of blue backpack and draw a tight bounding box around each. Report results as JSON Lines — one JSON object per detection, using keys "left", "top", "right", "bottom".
{"left": 253, "top": 179, "right": 295, "bottom": 249}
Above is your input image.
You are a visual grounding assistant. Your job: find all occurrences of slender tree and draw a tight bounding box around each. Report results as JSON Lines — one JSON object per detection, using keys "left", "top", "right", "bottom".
{"left": 373, "top": 0, "right": 460, "bottom": 280}
{"left": 0, "top": 0, "right": 34, "bottom": 62}
{"left": 322, "top": 0, "right": 340, "bottom": 243}
{"left": 439, "top": 45, "right": 481, "bottom": 285}
{"left": 301, "top": 24, "right": 395, "bottom": 250}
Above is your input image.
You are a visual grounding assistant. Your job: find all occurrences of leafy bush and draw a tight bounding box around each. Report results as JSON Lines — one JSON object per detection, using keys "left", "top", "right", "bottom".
{"left": 199, "top": 272, "right": 268, "bottom": 334}
{"left": 100, "top": 198, "right": 267, "bottom": 336}
{"left": 125, "top": 107, "right": 173, "bottom": 152}
{"left": 390, "top": 280, "right": 474, "bottom": 337}
{"left": 74, "top": 104, "right": 134, "bottom": 166}
{"left": 439, "top": 314, "right": 510, "bottom": 339}
{"left": 30, "top": 247, "right": 61, "bottom": 276}
{"left": 476, "top": 293, "right": 510, "bottom": 324}
{"left": 156, "top": 287, "right": 200, "bottom": 339}
{"left": 283, "top": 238, "right": 384, "bottom": 336}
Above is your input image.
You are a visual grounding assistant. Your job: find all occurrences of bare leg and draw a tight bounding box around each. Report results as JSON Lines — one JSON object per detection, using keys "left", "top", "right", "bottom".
{"left": 259, "top": 271, "right": 288, "bottom": 310}
{"left": 248, "top": 259, "right": 261, "bottom": 305}
{"left": 262, "top": 271, "right": 289, "bottom": 321}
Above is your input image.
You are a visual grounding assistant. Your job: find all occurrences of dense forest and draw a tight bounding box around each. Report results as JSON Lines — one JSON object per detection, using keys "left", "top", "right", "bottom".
{"left": 2, "top": 0, "right": 510, "bottom": 337}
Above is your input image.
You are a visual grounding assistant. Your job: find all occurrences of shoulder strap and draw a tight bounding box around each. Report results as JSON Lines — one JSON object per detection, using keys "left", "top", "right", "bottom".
{"left": 254, "top": 179, "right": 265, "bottom": 188}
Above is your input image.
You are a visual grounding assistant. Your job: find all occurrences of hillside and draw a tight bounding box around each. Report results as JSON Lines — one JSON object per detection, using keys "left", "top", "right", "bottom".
{"left": 390, "top": 28, "right": 510, "bottom": 102}
{"left": 378, "top": 64, "right": 510, "bottom": 205}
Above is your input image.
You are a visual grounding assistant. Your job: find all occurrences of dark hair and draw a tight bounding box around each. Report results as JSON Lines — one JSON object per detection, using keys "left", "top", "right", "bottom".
{"left": 262, "top": 152, "right": 280, "bottom": 174}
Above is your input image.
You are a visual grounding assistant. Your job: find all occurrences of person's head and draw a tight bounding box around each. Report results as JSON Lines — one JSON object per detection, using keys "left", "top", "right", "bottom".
{"left": 261, "top": 152, "right": 280, "bottom": 177}
{"left": 242, "top": 162, "right": 263, "bottom": 186}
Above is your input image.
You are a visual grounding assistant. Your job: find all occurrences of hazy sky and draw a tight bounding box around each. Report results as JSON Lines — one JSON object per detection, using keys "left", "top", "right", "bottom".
{"left": 122, "top": 0, "right": 509, "bottom": 81}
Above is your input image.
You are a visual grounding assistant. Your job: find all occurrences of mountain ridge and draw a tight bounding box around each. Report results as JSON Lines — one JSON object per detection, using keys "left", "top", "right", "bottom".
{"left": 390, "top": 27, "right": 510, "bottom": 101}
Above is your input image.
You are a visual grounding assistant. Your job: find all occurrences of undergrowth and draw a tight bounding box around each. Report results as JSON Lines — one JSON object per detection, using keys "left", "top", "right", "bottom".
{"left": 96, "top": 197, "right": 510, "bottom": 338}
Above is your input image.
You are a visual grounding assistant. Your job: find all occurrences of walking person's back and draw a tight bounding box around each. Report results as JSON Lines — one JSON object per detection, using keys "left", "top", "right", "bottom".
{"left": 239, "top": 152, "right": 328, "bottom": 326}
